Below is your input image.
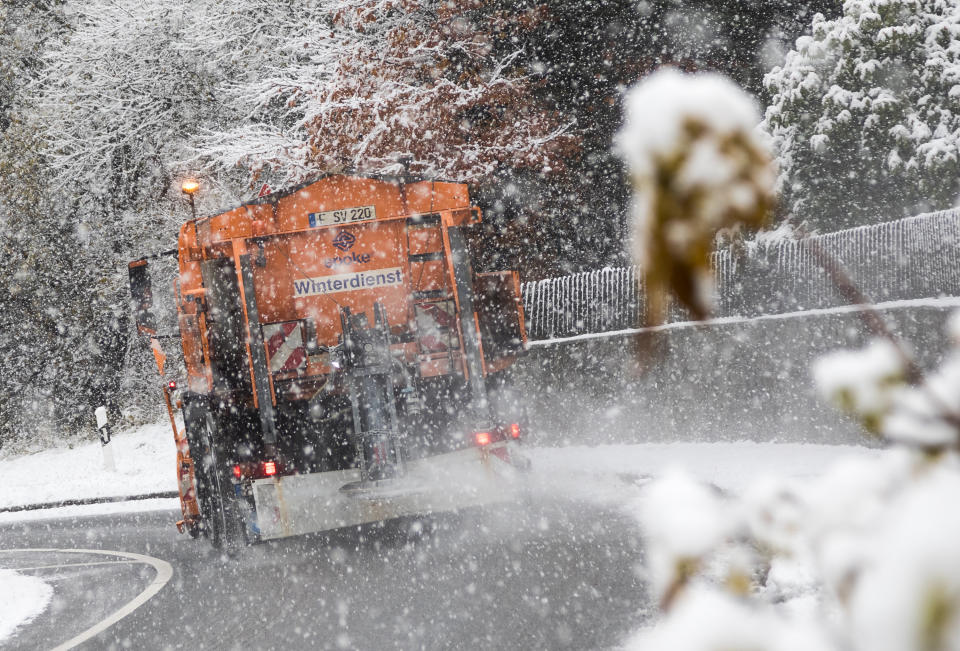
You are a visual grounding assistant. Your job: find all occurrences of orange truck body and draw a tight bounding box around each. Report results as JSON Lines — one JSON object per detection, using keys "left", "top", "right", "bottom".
{"left": 175, "top": 174, "right": 523, "bottom": 399}
{"left": 130, "top": 174, "right": 528, "bottom": 546}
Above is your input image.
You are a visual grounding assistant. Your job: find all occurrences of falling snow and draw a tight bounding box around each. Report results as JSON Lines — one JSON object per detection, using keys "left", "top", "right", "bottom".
{"left": 2, "top": 0, "right": 960, "bottom": 649}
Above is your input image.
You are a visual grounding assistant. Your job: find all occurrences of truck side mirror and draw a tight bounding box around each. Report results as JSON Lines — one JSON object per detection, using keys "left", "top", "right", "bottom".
{"left": 128, "top": 259, "right": 157, "bottom": 335}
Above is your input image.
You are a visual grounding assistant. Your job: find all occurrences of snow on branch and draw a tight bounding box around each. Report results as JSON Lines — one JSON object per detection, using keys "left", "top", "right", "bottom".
{"left": 193, "top": 0, "right": 579, "bottom": 185}
{"left": 762, "top": 0, "right": 960, "bottom": 229}
{"left": 617, "top": 63, "right": 960, "bottom": 651}
{"left": 616, "top": 68, "right": 775, "bottom": 326}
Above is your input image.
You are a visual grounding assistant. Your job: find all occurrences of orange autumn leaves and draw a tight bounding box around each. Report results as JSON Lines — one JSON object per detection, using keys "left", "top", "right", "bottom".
{"left": 301, "top": 1, "right": 577, "bottom": 182}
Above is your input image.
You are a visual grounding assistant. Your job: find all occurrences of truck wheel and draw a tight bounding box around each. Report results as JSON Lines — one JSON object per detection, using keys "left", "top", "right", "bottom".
{"left": 198, "top": 413, "right": 248, "bottom": 554}
{"left": 208, "top": 489, "right": 247, "bottom": 554}
{"left": 183, "top": 395, "right": 215, "bottom": 542}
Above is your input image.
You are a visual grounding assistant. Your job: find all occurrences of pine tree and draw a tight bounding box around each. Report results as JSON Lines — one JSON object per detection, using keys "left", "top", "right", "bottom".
{"left": 763, "top": 0, "right": 960, "bottom": 230}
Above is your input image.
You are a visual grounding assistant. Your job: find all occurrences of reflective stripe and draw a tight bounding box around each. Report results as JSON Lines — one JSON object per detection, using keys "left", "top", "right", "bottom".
{"left": 263, "top": 322, "right": 306, "bottom": 373}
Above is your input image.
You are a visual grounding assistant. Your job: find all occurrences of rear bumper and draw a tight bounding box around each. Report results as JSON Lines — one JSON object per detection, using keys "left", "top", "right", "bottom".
{"left": 249, "top": 441, "right": 525, "bottom": 541}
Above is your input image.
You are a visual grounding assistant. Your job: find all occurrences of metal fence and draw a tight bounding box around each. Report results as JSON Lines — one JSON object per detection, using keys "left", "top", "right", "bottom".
{"left": 521, "top": 209, "right": 960, "bottom": 340}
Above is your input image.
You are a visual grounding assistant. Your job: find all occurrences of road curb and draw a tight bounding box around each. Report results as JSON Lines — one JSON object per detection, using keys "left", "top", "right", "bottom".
{"left": 0, "top": 492, "right": 179, "bottom": 514}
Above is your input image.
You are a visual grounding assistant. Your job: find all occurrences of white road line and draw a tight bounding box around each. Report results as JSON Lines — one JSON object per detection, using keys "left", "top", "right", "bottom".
{"left": 8, "top": 560, "right": 138, "bottom": 572}
{"left": 0, "top": 548, "right": 172, "bottom": 651}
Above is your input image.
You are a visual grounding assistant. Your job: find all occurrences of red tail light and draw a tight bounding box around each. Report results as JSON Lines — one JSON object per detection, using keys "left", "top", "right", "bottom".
{"left": 510, "top": 423, "right": 521, "bottom": 439}
{"left": 233, "top": 460, "right": 282, "bottom": 480}
{"left": 475, "top": 431, "right": 491, "bottom": 446}
{"left": 167, "top": 380, "right": 177, "bottom": 390}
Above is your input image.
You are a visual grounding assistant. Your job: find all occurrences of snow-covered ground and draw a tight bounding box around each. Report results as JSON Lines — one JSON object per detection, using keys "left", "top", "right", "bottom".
{"left": 0, "top": 420, "right": 876, "bottom": 522}
{"left": 0, "top": 570, "right": 53, "bottom": 644}
{"left": 531, "top": 441, "right": 876, "bottom": 493}
{"left": 0, "top": 422, "right": 178, "bottom": 511}
{"left": 0, "top": 421, "right": 878, "bottom": 646}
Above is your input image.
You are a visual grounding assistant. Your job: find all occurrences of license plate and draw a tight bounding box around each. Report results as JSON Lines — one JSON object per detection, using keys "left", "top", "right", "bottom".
{"left": 308, "top": 205, "right": 377, "bottom": 228}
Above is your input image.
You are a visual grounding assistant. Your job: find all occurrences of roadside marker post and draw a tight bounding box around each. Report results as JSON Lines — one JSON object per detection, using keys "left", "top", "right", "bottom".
{"left": 95, "top": 406, "right": 115, "bottom": 472}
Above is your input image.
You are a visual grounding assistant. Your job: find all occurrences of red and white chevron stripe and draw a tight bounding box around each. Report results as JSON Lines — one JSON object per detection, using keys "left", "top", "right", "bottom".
{"left": 263, "top": 321, "right": 307, "bottom": 374}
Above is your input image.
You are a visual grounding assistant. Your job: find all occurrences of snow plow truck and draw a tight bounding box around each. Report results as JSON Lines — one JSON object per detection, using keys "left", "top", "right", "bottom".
{"left": 128, "top": 174, "right": 529, "bottom": 550}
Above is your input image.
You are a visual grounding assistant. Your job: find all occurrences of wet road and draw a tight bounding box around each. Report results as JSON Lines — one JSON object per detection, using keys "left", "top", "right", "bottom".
{"left": 0, "top": 497, "right": 650, "bottom": 650}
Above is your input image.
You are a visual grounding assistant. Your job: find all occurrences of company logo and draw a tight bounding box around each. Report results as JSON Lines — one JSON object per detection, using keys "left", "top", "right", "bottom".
{"left": 332, "top": 231, "right": 356, "bottom": 251}
{"left": 325, "top": 251, "right": 372, "bottom": 268}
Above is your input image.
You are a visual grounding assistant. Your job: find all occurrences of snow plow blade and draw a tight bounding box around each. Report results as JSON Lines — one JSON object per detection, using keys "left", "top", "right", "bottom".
{"left": 250, "top": 443, "right": 525, "bottom": 541}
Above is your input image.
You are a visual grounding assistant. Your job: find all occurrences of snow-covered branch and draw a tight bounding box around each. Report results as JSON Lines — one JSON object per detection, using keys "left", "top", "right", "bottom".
{"left": 618, "top": 64, "right": 960, "bottom": 651}
{"left": 763, "top": 0, "right": 960, "bottom": 229}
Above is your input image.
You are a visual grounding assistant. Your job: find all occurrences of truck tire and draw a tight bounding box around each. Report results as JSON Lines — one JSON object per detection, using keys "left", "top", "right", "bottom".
{"left": 182, "top": 396, "right": 217, "bottom": 543}
{"left": 183, "top": 404, "right": 248, "bottom": 554}
{"left": 198, "top": 412, "right": 247, "bottom": 554}
{"left": 186, "top": 521, "right": 202, "bottom": 539}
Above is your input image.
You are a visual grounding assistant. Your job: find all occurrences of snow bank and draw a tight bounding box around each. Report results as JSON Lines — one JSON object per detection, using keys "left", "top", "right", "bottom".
{"left": 0, "top": 422, "right": 177, "bottom": 509}
{"left": 0, "top": 421, "right": 874, "bottom": 520}
{"left": 529, "top": 442, "right": 878, "bottom": 493}
{"left": 0, "top": 569, "right": 53, "bottom": 644}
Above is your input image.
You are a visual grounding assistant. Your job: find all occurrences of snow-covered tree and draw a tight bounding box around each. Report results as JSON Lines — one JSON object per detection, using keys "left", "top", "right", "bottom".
{"left": 1, "top": 1, "right": 58, "bottom": 131}
{"left": 0, "top": 0, "right": 98, "bottom": 448}
{"left": 196, "top": 0, "right": 578, "bottom": 186}
{"left": 33, "top": 0, "right": 579, "bottom": 235}
{"left": 620, "top": 66, "right": 960, "bottom": 651}
{"left": 763, "top": 0, "right": 960, "bottom": 230}
{"left": 32, "top": 0, "right": 318, "bottom": 210}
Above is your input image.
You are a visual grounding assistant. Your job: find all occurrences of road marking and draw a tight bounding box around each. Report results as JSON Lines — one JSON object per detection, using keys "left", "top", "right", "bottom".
{"left": 9, "top": 560, "right": 138, "bottom": 572}
{"left": 0, "top": 548, "right": 172, "bottom": 650}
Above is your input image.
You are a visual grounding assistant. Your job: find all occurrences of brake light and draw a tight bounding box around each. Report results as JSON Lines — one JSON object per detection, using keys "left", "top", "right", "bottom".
{"left": 232, "top": 464, "right": 242, "bottom": 479}
{"left": 510, "top": 423, "right": 521, "bottom": 439}
{"left": 262, "top": 460, "right": 277, "bottom": 476}
{"left": 167, "top": 380, "right": 177, "bottom": 391}
{"left": 475, "top": 431, "right": 491, "bottom": 446}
